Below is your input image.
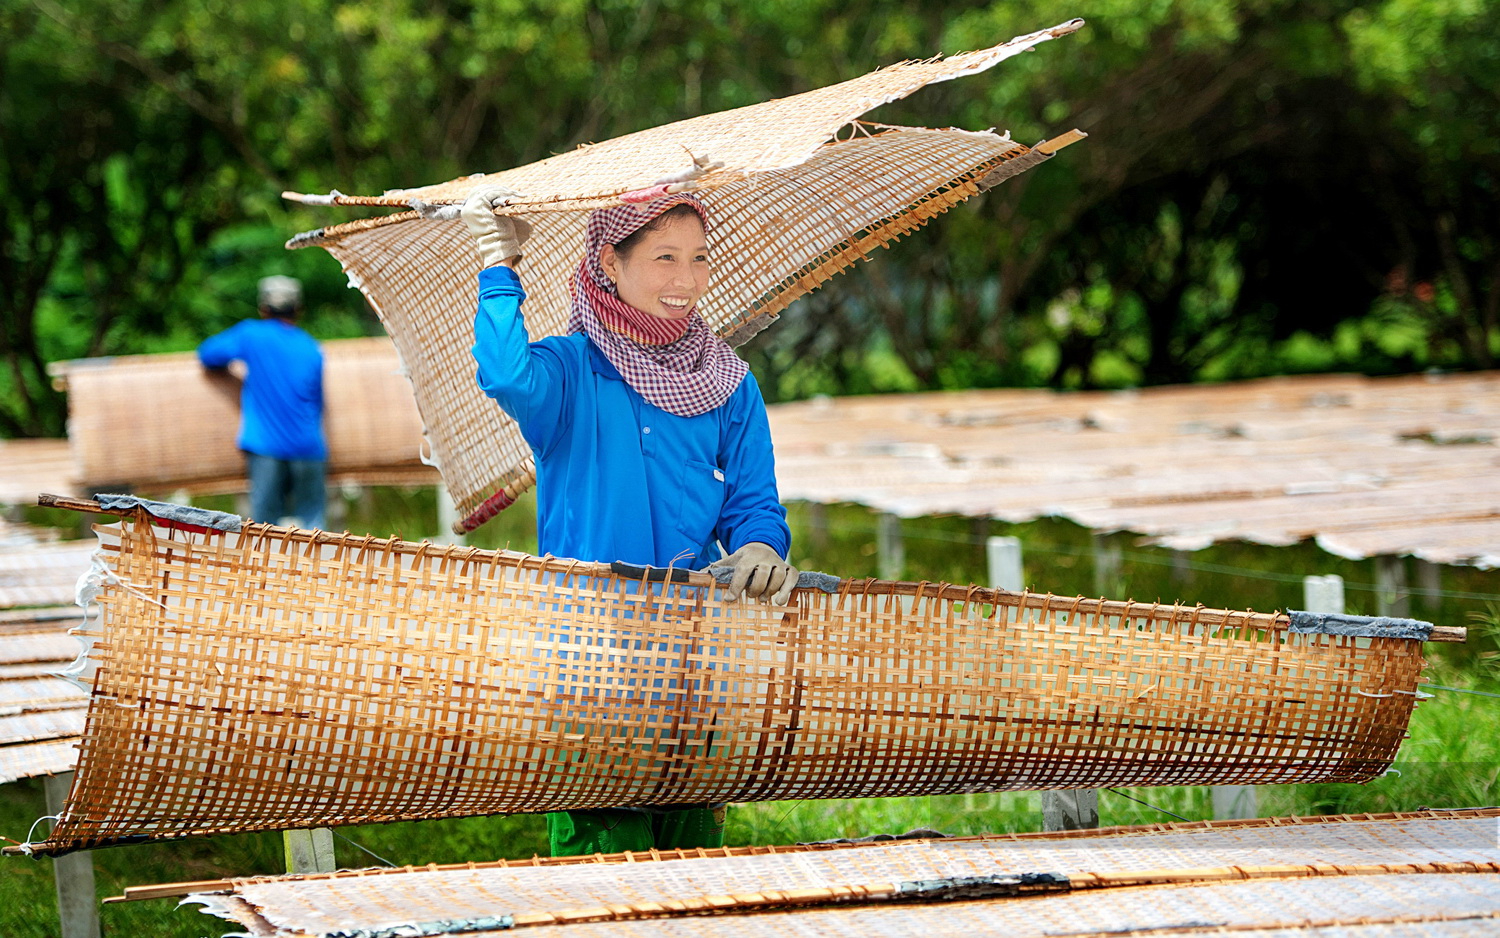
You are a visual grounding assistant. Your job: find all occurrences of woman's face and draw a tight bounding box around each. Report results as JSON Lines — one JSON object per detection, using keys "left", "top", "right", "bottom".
{"left": 600, "top": 213, "right": 710, "bottom": 320}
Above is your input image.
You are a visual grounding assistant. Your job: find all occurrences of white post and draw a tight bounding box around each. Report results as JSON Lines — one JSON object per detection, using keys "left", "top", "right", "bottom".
{"left": 1303, "top": 574, "right": 1345, "bottom": 615}
{"left": 1170, "top": 549, "right": 1192, "bottom": 585}
{"left": 807, "top": 502, "right": 829, "bottom": 553}
{"left": 877, "top": 512, "right": 904, "bottom": 581}
{"left": 1415, "top": 560, "right": 1442, "bottom": 612}
{"left": 1043, "top": 789, "right": 1099, "bottom": 831}
{"left": 989, "top": 535, "right": 1098, "bottom": 832}
{"left": 434, "top": 486, "right": 464, "bottom": 546}
{"left": 326, "top": 482, "right": 350, "bottom": 532}
{"left": 987, "top": 536, "right": 1023, "bottom": 592}
{"left": 283, "top": 829, "right": 337, "bottom": 873}
{"left": 1212, "top": 574, "right": 1346, "bottom": 822}
{"left": 1211, "top": 785, "right": 1256, "bottom": 821}
{"left": 1092, "top": 533, "right": 1122, "bottom": 596}
{"left": 44, "top": 773, "right": 100, "bottom": 938}
{"left": 1375, "top": 556, "right": 1410, "bottom": 618}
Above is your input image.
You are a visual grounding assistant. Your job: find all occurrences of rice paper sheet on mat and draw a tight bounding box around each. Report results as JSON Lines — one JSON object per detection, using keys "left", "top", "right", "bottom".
{"left": 162, "top": 811, "right": 1500, "bottom": 935}
{"left": 14, "top": 502, "right": 1438, "bottom": 855}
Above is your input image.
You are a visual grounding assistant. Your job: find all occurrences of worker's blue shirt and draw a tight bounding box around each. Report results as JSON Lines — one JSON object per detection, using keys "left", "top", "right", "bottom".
{"left": 197, "top": 319, "right": 327, "bottom": 461}
{"left": 472, "top": 265, "right": 790, "bottom": 569}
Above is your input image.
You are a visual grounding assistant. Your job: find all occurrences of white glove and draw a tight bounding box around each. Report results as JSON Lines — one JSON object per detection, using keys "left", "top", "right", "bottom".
{"left": 461, "top": 185, "right": 532, "bottom": 268}
{"left": 716, "top": 542, "right": 799, "bottom": 605}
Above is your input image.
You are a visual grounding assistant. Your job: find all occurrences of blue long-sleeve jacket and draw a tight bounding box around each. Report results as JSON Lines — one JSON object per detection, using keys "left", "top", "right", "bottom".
{"left": 198, "top": 319, "right": 327, "bottom": 461}
{"left": 472, "top": 265, "right": 790, "bottom": 569}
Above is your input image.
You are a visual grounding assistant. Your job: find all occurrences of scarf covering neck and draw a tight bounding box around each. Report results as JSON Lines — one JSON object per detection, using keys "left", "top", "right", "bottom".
{"left": 568, "top": 194, "right": 748, "bottom": 417}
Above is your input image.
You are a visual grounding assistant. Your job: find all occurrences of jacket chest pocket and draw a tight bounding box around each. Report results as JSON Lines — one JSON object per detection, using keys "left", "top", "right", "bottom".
{"left": 675, "top": 459, "right": 727, "bottom": 544}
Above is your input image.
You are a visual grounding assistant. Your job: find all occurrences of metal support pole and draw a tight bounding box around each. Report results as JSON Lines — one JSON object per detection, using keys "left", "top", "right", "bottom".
{"left": 877, "top": 512, "right": 904, "bottom": 581}
{"left": 44, "top": 773, "right": 100, "bottom": 938}
{"left": 283, "top": 829, "right": 337, "bottom": 873}
{"left": 1375, "top": 556, "right": 1410, "bottom": 618}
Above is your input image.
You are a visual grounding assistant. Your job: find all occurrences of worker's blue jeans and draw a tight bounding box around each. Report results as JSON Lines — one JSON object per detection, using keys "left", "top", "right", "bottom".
{"left": 245, "top": 452, "right": 327, "bottom": 529}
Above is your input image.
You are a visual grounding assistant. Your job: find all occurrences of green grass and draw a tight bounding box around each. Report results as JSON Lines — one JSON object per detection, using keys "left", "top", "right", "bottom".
{"left": 3, "top": 490, "right": 1497, "bottom": 935}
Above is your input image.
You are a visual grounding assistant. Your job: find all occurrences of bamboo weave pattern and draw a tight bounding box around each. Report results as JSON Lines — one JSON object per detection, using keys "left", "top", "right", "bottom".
{"left": 288, "top": 22, "right": 1083, "bottom": 528}
{"left": 51, "top": 337, "right": 432, "bottom": 493}
{"left": 0, "top": 607, "right": 88, "bottom": 784}
{"left": 31, "top": 507, "right": 1428, "bottom": 854}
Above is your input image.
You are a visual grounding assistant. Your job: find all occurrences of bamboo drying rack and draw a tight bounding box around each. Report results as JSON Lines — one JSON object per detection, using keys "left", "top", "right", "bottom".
{"left": 12, "top": 495, "right": 1457, "bottom": 856}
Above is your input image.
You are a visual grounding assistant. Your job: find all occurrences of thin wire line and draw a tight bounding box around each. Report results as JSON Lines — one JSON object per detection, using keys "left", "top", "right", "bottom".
{"left": 1428, "top": 684, "right": 1500, "bottom": 700}
{"left": 332, "top": 830, "right": 396, "bottom": 867}
{"left": 772, "top": 799, "right": 806, "bottom": 834}
{"left": 1100, "top": 788, "right": 1191, "bottom": 822}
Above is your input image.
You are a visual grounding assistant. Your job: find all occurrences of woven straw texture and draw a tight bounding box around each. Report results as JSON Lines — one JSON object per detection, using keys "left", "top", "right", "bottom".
{"left": 0, "top": 606, "right": 88, "bottom": 784}
{"left": 25, "top": 504, "right": 1430, "bottom": 855}
{"left": 51, "top": 337, "right": 433, "bottom": 493}
{"left": 0, "top": 438, "right": 77, "bottom": 507}
{"left": 768, "top": 371, "right": 1500, "bottom": 569}
{"left": 0, "top": 540, "right": 94, "bottom": 609}
{"left": 178, "top": 813, "right": 1500, "bottom": 935}
{"left": 287, "top": 22, "right": 1082, "bottom": 528}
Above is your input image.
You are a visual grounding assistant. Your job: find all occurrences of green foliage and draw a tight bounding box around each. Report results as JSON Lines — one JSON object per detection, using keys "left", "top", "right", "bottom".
{"left": 4, "top": 0, "right": 1500, "bottom": 433}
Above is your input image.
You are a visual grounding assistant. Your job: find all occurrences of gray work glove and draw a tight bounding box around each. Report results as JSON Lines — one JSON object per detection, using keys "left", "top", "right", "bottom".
{"left": 717, "top": 542, "right": 799, "bottom": 606}
{"left": 461, "top": 185, "right": 532, "bottom": 268}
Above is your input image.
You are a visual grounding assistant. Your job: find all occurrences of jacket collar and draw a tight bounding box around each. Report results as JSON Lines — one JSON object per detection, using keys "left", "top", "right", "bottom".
{"left": 586, "top": 337, "right": 624, "bottom": 380}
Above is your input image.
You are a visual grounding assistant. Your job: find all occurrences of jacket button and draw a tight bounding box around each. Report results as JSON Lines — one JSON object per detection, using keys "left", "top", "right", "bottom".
{"left": 642, "top": 426, "right": 651, "bottom": 434}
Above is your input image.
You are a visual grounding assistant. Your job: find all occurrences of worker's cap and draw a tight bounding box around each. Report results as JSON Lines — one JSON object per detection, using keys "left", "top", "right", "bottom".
{"left": 257, "top": 275, "right": 303, "bottom": 310}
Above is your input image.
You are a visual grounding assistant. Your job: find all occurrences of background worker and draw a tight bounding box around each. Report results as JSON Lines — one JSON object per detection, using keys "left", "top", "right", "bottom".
{"left": 198, "top": 275, "right": 328, "bottom": 529}
{"left": 463, "top": 186, "right": 797, "bottom": 855}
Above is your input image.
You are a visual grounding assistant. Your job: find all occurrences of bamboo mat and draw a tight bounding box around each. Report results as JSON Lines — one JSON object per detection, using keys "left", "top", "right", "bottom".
{"left": 768, "top": 371, "right": 1500, "bottom": 568}
{"left": 18, "top": 502, "right": 1438, "bottom": 855}
{"left": 169, "top": 812, "right": 1500, "bottom": 935}
{"left": 49, "top": 336, "right": 436, "bottom": 494}
{"left": 0, "top": 540, "right": 95, "bottom": 609}
{"left": 0, "top": 605, "right": 88, "bottom": 784}
{"left": 0, "top": 439, "right": 78, "bottom": 508}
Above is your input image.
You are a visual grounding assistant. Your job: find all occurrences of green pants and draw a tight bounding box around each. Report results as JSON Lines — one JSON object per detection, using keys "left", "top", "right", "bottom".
{"left": 547, "top": 806, "right": 727, "bottom": 856}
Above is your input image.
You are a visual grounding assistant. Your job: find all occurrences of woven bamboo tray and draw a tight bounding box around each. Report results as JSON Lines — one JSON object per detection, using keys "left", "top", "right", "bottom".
{"left": 12, "top": 497, "right": 1452, "bottom": 856}
{"left": 49, "top": 336, "right": 431, "bottom": 492}
{"left": 163, "top": 812, "right": 1500, "bottom": 935}
{"left": 285, "top": 21, "right": 1085, "bottom": 531}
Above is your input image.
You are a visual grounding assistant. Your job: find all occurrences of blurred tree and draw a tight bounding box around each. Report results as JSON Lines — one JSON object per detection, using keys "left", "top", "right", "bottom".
{"left": 748, "top": 0, "right": 1500, "bottom": 394}
{"left": 3, "top": 0, "right": 1498, "bottom": 432}
{"left": 0, "top": 2, "right": 233, "bottom": 434}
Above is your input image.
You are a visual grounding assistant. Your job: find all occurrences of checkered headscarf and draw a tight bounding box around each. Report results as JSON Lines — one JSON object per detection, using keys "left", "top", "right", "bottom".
{"left": 569, "top": 195, "right": 747, "bottom": 417}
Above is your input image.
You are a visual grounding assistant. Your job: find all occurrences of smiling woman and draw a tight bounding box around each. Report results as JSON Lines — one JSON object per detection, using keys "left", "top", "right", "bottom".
{"left": 602, "top": 203, "right": 711, "bottom": 325}
{"left": 462, "top": 188, "right": 798, "bottom": 858}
